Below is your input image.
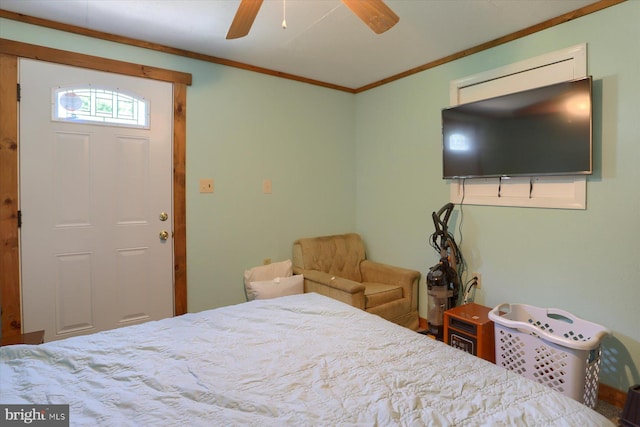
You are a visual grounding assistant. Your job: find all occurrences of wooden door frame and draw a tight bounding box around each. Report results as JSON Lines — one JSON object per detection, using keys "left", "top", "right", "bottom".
{"left": 0, "top": 39, "right": 191, "bottom": 337}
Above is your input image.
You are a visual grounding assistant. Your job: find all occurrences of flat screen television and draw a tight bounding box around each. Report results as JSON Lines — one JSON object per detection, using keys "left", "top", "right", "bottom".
{"left": 442, "top": 77, "right": 592, "bottom": 179}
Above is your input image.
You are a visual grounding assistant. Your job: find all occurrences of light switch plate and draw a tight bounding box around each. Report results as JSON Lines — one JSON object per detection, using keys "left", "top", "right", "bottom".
{"left": 262, "top": 179, "right": 272, "bottom": 194}
{"left": 199, "top": 178, "right": 214, "bottom": 193}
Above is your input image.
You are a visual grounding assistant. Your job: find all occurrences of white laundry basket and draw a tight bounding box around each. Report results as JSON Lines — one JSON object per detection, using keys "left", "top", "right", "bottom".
{"left": 488, "top": 303, "right": 610, "bottom": 408}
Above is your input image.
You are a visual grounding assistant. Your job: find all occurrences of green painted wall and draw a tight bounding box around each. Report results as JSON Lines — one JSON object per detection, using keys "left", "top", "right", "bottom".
{"left": 354, "top": 1, "right": 640, "bottom": 391}
{"left": 2, "top": 0, "right": 638, "bottom": 391}
{"left": 185, "top": 63, "right": 357, "bottom": 309}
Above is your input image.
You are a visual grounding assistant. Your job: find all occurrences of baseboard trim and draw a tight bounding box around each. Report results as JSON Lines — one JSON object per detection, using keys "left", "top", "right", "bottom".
{"left": 599, "top": 383, "right": 627, "bottom": 408}
{"left": 419, "top": 316, "right": 427, "bottom": 330}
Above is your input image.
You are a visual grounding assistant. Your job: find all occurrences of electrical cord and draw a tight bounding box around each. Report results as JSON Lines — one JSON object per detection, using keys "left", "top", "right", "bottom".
{"left": 462, "top": 276, "right": 478, "bottom": 304}
{"left": 457, "top": 178, "right": 466, "bottom": 249}
{"left": 457, "top": 179, "right": 468, "bottom": 295}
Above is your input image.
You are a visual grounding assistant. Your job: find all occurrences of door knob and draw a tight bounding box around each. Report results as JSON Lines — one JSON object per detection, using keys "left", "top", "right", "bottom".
{"left": 159, "top": 230, "right": 169, "bottom": 241}
{"left": 159, "top": 212, "right": 168, "bottom": 221}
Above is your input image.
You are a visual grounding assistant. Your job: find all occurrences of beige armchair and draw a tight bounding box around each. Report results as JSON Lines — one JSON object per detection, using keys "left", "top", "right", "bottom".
{"left": 292, "top": 233, "right": 420, "bottom": 330}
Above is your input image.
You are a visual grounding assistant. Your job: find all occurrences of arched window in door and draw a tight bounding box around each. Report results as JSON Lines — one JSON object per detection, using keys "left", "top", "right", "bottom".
{"left": 53, "top": 86, "right": 149, "bottom": 128}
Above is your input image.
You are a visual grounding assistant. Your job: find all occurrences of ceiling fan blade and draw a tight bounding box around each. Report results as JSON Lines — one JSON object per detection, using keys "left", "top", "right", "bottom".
{"left": 226, "top": 0, "right": 264, "bottom": 39}
{"left": 341, "top": 0, "right": 399, "bottom": 34}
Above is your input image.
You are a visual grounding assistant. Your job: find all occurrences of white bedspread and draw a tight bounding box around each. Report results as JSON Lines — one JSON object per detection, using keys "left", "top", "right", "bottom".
{"left": 1, "top": 293, "right": 613, "bottom": 426}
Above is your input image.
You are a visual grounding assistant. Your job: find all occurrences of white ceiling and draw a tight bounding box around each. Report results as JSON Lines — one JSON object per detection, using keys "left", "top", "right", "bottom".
{"left": 0, "top": 0, "right": 602, "bottom": 90}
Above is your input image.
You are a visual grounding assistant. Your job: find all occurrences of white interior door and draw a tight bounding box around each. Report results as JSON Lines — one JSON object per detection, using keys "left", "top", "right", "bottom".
{"left": 19, "top": 59, "right": 174, "bottom": 342}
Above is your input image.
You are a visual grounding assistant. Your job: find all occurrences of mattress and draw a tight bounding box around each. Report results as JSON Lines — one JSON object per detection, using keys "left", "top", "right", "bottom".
{"left": 0, "top": 293, "right": 613, "bottom": 426}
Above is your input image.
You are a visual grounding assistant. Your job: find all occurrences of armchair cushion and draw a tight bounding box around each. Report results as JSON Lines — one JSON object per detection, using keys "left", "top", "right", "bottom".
{"left": 364, "top": 282, "right": 403, "bottom": 308}
{"left": 295, "top": 233, "right": 365, "bottom": 282}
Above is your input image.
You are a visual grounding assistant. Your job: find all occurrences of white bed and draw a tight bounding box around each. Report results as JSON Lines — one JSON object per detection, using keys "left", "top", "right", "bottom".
{"left": 1, "top": 293, "right": 613, "bottom": 426}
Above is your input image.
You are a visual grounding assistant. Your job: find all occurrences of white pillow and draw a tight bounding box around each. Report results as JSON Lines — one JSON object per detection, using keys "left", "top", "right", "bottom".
{"left": 246, "top": 275, "right": 304, "bottom": 301}
{"left": 243, "top": 259, "right": 293, "bottom": 285}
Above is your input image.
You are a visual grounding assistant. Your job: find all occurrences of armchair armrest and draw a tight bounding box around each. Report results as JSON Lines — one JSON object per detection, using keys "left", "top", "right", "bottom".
{"left": 360, "top": 260, "right": 420, "bottom": 311}
{"left": 293, "top": 267, "right": 366, "bottom": 309}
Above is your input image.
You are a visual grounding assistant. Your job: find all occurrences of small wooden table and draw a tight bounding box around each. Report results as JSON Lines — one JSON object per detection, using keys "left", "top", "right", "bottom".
{"left": 0, "top": 330, "right": 45, "bottom": 346}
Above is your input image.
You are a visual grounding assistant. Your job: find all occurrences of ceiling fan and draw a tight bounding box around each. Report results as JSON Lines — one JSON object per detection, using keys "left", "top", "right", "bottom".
{"left": 226, "top": 0, "right": 399, "bottom": 39}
